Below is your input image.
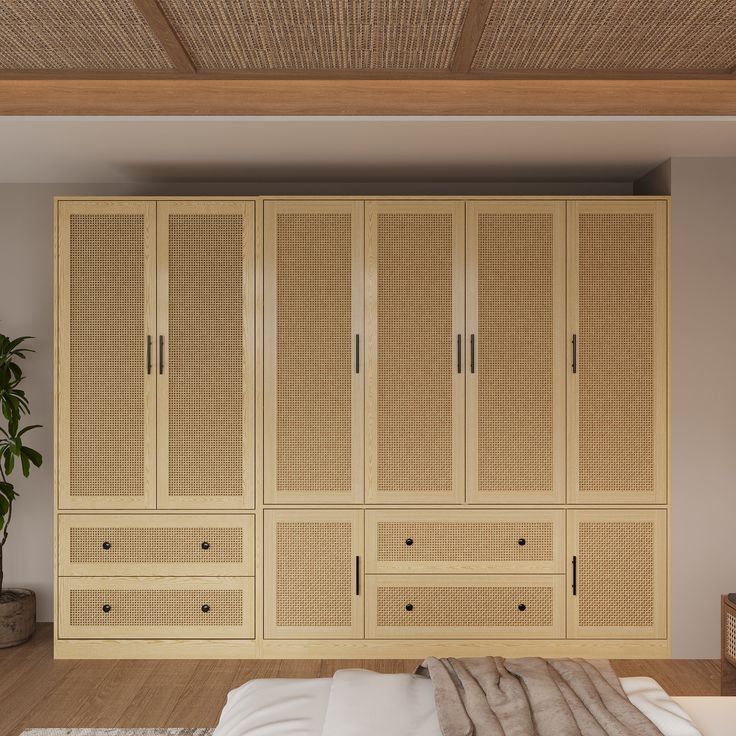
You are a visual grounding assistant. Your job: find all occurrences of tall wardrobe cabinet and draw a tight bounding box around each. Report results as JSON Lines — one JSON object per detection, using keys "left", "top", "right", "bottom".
{"left": 55, "top": 196, "right": 669, "bottom": 659}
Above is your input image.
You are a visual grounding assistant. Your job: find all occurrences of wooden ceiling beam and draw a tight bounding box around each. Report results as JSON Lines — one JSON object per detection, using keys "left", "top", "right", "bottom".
{"left": 451, "top": 0, "right": 494, "bottom": 73}
{"left": 2, "top": 79, "right": 736, "bottom": 115}
{"left": 131, "top": 0, "right": 195, "bottom": 74}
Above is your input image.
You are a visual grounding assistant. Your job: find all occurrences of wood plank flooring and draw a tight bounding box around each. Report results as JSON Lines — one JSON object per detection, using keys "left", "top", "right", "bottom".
{"left": 0, "top": 624, "right": 722, "bottom": 736}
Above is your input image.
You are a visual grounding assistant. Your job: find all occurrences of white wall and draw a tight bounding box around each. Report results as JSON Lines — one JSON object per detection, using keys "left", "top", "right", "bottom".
{"left": 668, "top": 159, "right": 736, "bottom": 658}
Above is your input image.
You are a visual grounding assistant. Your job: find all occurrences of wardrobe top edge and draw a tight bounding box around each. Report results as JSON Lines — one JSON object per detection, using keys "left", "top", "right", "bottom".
{"left": 53, "top": 195, "right": 671, "bottom": 203}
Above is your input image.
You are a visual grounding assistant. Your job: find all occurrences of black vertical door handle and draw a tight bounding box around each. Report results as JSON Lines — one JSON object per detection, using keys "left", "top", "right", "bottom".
{"left": 572, "top": 555, "right": 577, "bottom": 596}
{"left": 572, "top": 334, "right": 577, "bottom": 374}
{"left": 159, "top": 335, "right": 164, "bottom": 375}
{"left": 146, "top": 335, "right": 152, "bottom": 374}
{"left": 470, "top": 334, "right": 475, "bottom": 374}
{"left": 356, "top": 556, "right": 360, "bottom": 596}
{"left": 457, "top": 334, "right": 462, "bottom": 373}
{"left": 355, "top": 334, "right": 360, "bottom": 374}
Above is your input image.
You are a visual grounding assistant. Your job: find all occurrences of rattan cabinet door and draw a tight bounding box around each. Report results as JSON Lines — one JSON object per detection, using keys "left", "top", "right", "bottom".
{"left": 58, "top": 201, "right": 156, "bottom": 510}
{"left": 568, "top": 509, "right": 667, "bottom": 639}
{"left": 264, "top": 201, "right": 364, "bottom": 505}
{"left": 156, "top": 201, "right": 255, "bottom": 509}
{"left": 366, "top": 574, "right": 565, "bottom": 639}
{"left": 264, "top": 509, "right": 364, "bottom": 639}
{"left": 365, "top": 201, "right": 465, "bottom": 504}
{"left": 568, "top": 201, "right": 668, "bottom": 504}
{"left": 466, "top": 201, "right": 565, "bottom": 504}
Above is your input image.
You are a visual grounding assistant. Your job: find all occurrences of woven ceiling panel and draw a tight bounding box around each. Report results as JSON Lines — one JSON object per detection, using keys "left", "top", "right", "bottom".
{"left": 158, "top": 0, "right": 469, "bottom": 70}
{"left": 472, "top": 0, "right": 736, "bottom": 73}
{"left": 0, "top": 0, "right": 174, "bottom": 70}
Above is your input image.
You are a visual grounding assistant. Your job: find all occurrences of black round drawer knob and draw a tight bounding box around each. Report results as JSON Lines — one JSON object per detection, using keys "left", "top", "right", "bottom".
{"left": 201, "top": 604, "right": 210, "bottom": 613}
{"left": 517, "top": 538, "right": 526, "bottom": 546}
{"left": 102, "top": 604, "right": 111, "bottom": 613}
{"left": 518, "top": 603, "right": 527, "bottom": 612}
{"left": 405, "top": 538, "right": 414, "bottom": 546}
{"left": 405, "top": 603, "right": 414, "bottom": 612}
{"left": 201, "top": 541, "right": 210, "bottom": 550}
{"left": 102, "top": 541, "right": 111, "bottom": 550}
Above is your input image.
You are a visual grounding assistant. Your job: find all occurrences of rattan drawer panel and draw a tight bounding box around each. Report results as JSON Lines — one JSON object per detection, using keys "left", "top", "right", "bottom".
{"left": 366, "top": 509, "right": 564, "bottom": 574}
{"left": 366, "top": 574, "right": 565, "bottom": 639}
{"left": 58, "top": 514, "right": 254, "bottom": 576}
{"left": 726, "top": 608, "right": 736, "bottom": 666}
{"left": 59, "top": 577, "right": 254, "bottom": 639}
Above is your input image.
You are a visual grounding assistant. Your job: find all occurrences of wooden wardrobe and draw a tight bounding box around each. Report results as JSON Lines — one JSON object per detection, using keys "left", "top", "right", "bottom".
{"left": 54, "top": 196, "right": 669, "bottom": 659}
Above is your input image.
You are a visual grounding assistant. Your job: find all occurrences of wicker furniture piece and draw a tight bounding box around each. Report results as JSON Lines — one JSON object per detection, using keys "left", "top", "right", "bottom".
{"left": 723, "top": 594, "right": 736, "bottom": 695}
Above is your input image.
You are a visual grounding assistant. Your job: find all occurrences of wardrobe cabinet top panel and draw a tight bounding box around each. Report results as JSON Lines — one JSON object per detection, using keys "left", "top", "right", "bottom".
{"left": 55, "top": 196, "right": 671, "bottom": 203}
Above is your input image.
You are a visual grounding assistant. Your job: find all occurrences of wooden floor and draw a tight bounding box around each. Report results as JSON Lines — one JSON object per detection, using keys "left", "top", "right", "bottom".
{"left": 0, "top": 624, "right": 722, "bottom": 736}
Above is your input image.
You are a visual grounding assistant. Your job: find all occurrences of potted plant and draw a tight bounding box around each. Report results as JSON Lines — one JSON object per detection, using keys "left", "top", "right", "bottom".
{"left": 0, "top": 334, "right": 42, "bottom": 648}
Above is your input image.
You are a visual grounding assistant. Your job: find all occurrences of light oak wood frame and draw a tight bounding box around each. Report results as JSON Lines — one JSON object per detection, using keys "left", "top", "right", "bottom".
{"left": 567, "top": 200, "right": 668, "bottom": 504}
{"left": 466, "top": 200, "right": 566, "bottom": 505}
{"left": 58, "top": 513, "right": 255, "bottom": 576}
{"left": 58, "top": 576, "right": 254, "bottom": 639}
{"left": 567, "top": 508, "right": 668, "bottom": 640}
{"left": 57, "top": 199, "right": 157, "bottom": 510}
{"left": 365, "top": 200, "right": 465, "bottom": 504}
{"left": 156, "top": 200, "right": 256, "bottom": 509}
{"left": 365, "top": 574, "right": 565, "bottom": 639}
{"left": 263, "top": 508, "right": 364, "bottom": 640}
{"left": 54, "top": 195, "right": 671, "bottom": 661}
{"left": 263, "top": 200, "right": 365, "bottom": 505}
{"left": 365, "top": 508, "right": 565, "bottom": 574}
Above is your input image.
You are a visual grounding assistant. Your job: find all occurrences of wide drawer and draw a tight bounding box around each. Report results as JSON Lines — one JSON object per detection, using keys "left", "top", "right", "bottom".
{"left": 58, "top": 576, "right": 254, "bottom": 639}
{"left": 365, "top": 510, "right": 564, "bottom": 574}
{"left": 58, "top": 514, "right": 254, "bottom": 576}
{"left": 366, "top": 574, "right": 565, "bottom": 639}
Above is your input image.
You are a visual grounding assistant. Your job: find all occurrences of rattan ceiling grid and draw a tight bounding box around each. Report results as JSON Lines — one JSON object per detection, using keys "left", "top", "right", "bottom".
{"left": 152, "top": 0, "right": 470, "bottom": 70}
{"left": 0, "top": 0, "right": 173, "bottom": 70}
{"left": 472, "top": 0, "right": 736, "bottom": 73}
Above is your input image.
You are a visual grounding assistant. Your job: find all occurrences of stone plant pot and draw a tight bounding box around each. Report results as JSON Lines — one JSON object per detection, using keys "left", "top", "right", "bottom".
{"left": 0, "top": 588, "right": 36, "bottom": 648}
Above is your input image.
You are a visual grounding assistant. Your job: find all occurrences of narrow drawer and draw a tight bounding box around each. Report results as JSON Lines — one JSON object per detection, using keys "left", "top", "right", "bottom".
{"left": 366, "top": 574, "right": 565, "bottom": 639}
{"left": 365, "top": 510, "right": 564, "bottom": 574}
{"left": 58, "top": 576, "right": 254, "bottom": 639}
{"left": 58, "top": 514, "right": 254, "bottom": 576}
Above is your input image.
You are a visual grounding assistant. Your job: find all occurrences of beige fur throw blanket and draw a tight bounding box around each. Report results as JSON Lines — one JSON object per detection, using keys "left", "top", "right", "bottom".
{"left": 415, "top": 657, "right": 664, "bottom": 736}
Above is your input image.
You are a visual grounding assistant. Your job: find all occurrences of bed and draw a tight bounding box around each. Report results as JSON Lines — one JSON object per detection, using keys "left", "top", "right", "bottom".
{"left": 212, "top": 669, "right": 736, "bottom": 736}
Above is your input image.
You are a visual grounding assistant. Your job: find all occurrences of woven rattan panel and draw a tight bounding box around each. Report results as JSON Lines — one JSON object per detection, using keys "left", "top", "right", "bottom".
{"left": 168, "top": 214, "right": 243, "bottom": 497}
{"left": 476, "top": 213, "right": 553, "bottom": 498}
{"left": 69, "top": 214, "right": 146, "bottom": 498}
{"left": 159, "top": 0, "right": 469, "bottom": 71}
{"left": 275, "top": 213, "right": 352, "bottom": 497}
{"left": 579, "top": 521, "right": 654, "bottom": 628}
{"left": 275, "top": 521, "right": 352, "bottom": 628}
{"left": 377, "top": 213, "right": 453, "bottom": 496}
{"left": 727, "top": 609, "right": 736, "bottom": 662}
{"left": 376, "top": 585, "right": 553, "bottom": 627}
{"left": 69, "top": 527, "right": 243, "bottom": 564}
{"left": 69, "top": 589, "right": 242, "bottom": 627}
{"left": 0, "top": 0, "right": 173, "bottom": 70}
{"left": 578, "top": 213, "right": 655, "bottom": 497}
{"left": 471, "top": 0, "right": 736, "bottom": 73}
{"left": 376, "top": 521, "right": 552, "bottom": 563}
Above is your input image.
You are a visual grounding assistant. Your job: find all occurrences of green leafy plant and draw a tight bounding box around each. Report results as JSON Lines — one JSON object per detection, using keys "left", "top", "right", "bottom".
{"left": 0, "top": 334, "right": 42, "bottom": 595}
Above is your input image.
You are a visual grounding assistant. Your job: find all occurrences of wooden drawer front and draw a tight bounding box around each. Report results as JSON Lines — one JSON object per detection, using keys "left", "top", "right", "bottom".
{"left": 59, "top": 577, "right": 254, "bottom": 639}
{"left": 59, "top": 515, "right": 255, "bottom": 576}
{"left": 366, "top": 575, "right": 565, "bottom": 639}
{"left": 366, "top": 510, "right": 564, "bottom": 574}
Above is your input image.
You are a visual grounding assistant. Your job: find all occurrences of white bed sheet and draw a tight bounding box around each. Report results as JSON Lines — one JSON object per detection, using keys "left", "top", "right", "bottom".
{"left": 214, "top": 671, "right": 736, "bottom": 736}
